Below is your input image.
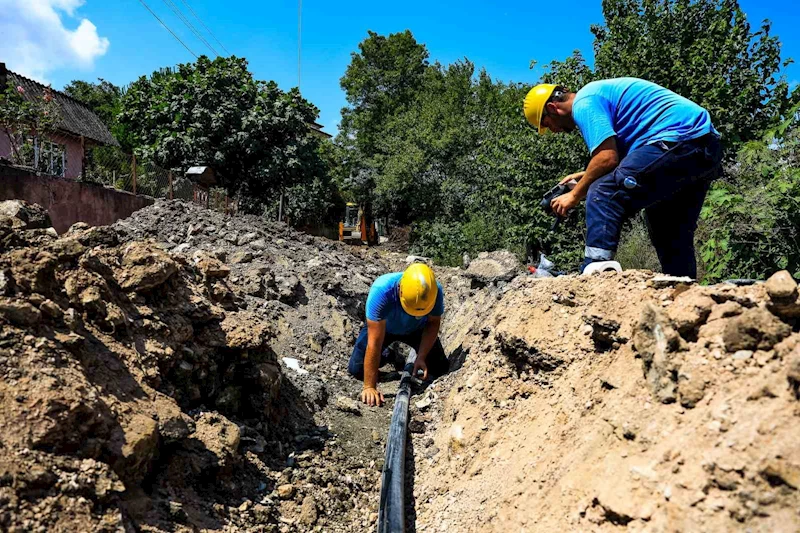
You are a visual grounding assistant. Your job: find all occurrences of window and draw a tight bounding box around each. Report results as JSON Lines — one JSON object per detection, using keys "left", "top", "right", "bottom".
{"left": 36, "top": 139, "right": 67, "bottom": 177}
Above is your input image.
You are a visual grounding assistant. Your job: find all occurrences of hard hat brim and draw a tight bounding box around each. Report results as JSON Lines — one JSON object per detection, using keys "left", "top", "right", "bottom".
{"left": 401, "top": 298, "right": 436, "bottom": 317}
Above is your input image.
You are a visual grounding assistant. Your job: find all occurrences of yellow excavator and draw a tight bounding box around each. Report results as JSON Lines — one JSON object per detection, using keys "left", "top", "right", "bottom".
{"left": 339, "top": 202, "right": 378, "bottom": 245}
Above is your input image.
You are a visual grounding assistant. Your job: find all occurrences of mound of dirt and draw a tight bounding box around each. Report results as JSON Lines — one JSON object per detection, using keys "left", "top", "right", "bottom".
{"left": 412, "top": 270, "right": 800, "bottom": 532}
{"left": 0, "top": 200, "right": 470, "bottom": 532}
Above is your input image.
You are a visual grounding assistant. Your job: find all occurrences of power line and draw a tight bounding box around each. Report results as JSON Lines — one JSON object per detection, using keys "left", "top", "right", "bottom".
{"left": 137, "top": 0, "right": 198, "bottom": 58}
{"left": 161, "top": 0, "right": 220, "bottom": 57}
{"left": 178, "top": 0, "right": 232, "bottom": 56}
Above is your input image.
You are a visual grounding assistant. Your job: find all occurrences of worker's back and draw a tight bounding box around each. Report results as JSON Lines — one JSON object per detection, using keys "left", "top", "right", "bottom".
{"left": 572, "top": 77, "right": 718, "bottom": 156}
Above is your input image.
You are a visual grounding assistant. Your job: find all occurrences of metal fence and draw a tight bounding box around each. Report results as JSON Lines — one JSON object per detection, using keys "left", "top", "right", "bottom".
{"left": 0, "top": 130, "right": 238, "bottom": 215}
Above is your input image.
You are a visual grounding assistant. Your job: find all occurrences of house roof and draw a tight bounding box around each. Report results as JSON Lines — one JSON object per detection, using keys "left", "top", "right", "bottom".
{"left": 308, "top": 121, "right": 332, "bottom": 139}
{"left": 1, "top": 64, "right": 118, "bottom": 147}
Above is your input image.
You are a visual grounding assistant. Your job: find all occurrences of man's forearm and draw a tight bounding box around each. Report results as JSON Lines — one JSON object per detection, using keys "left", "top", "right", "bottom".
{"left": 363, "top": 338, "right": 381, "bottom": 390}
{"left": 572, "top": 154, "right": 619, "bottom": 200}
{"left": 416, "top": 321, "right": 440, "bottom": 362}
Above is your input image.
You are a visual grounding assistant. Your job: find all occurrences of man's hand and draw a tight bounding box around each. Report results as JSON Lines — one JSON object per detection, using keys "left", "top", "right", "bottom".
{"left": 360, "top": 387, "right": 384, "bottom": 407}
{"left": 559, "top": 171, "right": 585, "bottom": 185}
{"left": 413, "top": 357, "right": 428, "bottom": 380}
{"left": 551, "top": 191, "right": 580, "bottom": 217}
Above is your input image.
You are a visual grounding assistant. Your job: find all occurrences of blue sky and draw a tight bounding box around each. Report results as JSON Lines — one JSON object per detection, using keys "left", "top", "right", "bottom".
{"left": 2, "top": 0, "right": 799, "bottom": 134}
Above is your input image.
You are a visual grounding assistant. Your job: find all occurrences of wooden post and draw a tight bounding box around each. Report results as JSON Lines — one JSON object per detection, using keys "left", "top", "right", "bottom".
{"left": 131, "top": 153, "right": 137, "bottom": 195}
{"left": 168, "top": 171, "right": 174, "bottom": 200}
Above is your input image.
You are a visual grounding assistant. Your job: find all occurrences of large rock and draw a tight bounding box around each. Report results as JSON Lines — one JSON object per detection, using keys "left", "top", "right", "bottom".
{"left": 665, "top": 291, "right": 715, "bottom": 337}
{"left": 464, "top": 250, "right": 521, "bottom": 284}
{"left": 765, "top": 270, "right": 798, "bottom": 301}
{"left": 766, "top": 271, "right": 800, "bottom": 318}
{"left": 633, "top": 303, "right": 684, "bottom": 403}
{"left": 0, "top": 298, "right": 41, "bottom": 326}
{"left": 193, "top": 413, "right": 241, "bottom": 462}
{"left": 112, "top": 413, "right": 159, "bottom": 484}
{"left": 722, "top": 307, "right": 792, "bottom": 352}
{"left": 116, "top": 243, "right": 178, "bottom": 292}
{"left": 0, "top": 200, "right": 52, "bottom": 230}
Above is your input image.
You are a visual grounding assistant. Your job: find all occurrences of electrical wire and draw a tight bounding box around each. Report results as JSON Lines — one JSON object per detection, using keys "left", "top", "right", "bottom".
{"left": 137, "top": 0, "right": 198, "bottom": 58}
{"left": 161, "top": 0, "right": 220, "bottom": 56}
{"left": 178, "top": 0, "right": 232, "bottom": 56}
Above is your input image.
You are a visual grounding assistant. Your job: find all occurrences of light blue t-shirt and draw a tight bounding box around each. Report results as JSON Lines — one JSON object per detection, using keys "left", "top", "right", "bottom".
{"left": 572, "top": 78, "right": 719, "bottom": 157}
{"left": 365, "top": 272, "right": 445, "bottom": 335}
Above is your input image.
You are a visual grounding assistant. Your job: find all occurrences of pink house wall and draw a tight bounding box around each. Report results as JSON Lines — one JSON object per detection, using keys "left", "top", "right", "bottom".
{"left": 0, "top": 164, "right": 153, "bottom": 233}
{"left": 0, "top": 131, "right": 85, "bottom": 179}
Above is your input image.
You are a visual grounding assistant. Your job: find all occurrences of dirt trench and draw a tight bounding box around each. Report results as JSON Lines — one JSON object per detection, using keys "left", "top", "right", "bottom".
{"left": 0, "top": 199, "right": 484, "bottom": 532}
{"left": 1, "top": 199, "right": 799, "bottom": 532}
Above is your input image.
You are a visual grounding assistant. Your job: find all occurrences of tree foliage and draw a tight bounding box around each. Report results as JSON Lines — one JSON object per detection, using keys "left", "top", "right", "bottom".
{"left": 338, "top": 0, "right": 800, "bottom": 280}
{"left": 62, "top": 78, "right": 134, "bottom": 150}
{"left": 118, "top": 56, "right": 325, "bottom": 208}
{"left": 589, "top": 0, "right": 798, "bottom": 148}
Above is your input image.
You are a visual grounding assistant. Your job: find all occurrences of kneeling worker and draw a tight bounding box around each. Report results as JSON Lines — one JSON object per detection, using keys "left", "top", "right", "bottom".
{"left": 348, "top": 263, "right": 449, "bottom": 406}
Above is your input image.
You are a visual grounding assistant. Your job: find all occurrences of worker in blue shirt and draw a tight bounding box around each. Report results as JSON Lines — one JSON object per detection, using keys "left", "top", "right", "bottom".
{"left": 523, "top": 77, "right": 723, "bottom": 278}
{"left": 348, "top": 263, "right": 449, "bottom": 406}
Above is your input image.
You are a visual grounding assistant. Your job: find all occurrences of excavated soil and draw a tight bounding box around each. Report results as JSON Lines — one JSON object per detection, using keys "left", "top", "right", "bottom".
{"left": 412, "top": 271, "right": 800, "bottom": 532}
{"left": 0, "top": 200, "right": 479, "bottom": 533}
{"left": 2, "top": 199, "right": 799, "bottom": 533}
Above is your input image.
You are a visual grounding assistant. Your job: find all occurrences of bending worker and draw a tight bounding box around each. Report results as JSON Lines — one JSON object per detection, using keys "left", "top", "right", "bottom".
{"left": 524, "top": 77, "right": 722, "bottom": 278}
{"left": 348, "top": 263, "right": 449, "bottom": 406}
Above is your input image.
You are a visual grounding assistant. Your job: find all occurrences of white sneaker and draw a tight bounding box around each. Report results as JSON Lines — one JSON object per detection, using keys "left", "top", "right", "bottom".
{"left": 582, "top": 261, "right": 623, "bottom": 275}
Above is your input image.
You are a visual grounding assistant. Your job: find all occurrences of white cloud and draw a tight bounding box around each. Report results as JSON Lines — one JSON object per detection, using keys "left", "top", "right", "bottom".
{"left": 0, "top": 0, "right": 109, "bottom": 83}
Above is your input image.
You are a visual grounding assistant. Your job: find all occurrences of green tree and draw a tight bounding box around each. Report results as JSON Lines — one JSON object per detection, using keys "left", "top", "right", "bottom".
{"left": 118, "top": 56, "right": 324, "bottom": 209}
{"left": 62, "top": 78, "right": 133, "bottom": 150}
{"left": 590, "top": 0, "right": 798, "bottom": 148}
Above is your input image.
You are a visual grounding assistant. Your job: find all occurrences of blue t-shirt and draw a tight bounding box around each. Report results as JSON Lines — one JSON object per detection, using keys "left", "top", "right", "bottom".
{"left": 365, "top": 272, "right": 445, "bottom": 335}
{"left": 572, "top": 78, "right": 719, "bottom": 157}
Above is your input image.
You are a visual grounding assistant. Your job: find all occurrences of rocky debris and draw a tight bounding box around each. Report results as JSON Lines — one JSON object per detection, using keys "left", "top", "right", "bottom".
{"left": 788, "top": 349, "right": 800, "bottom": 400}
{"left": 665, "top": 289, "right": 715, "bottom": 338}
{"left": 464, "top": 250, "right": 521, "bottom": 285}
{"left": 497, "top": 331, "right": 565, "bottom": 378}
{"left": 582, "top": 313, "right": 627, "bottom": 350}
{"left": 335, "top": 396, "right": 361, "bottom": 415}
{"left": 413, "top": 271, "right": 800, "bottom": 533}
{"left": 723, "top": 307, "right": 792, "bottom": 351}
{"left": 299, "top": 495, "right": 319, "bottom": 525}
{"left": 0, "top": 199, "right": 52, "bottom": 229}
{"left": 0, "top": 200, "right": 421, "bottom": 533}
{"left": 633, "top": 303, "right": 684, "bottom": 403}
{"left": 0, "top": 297, "right": 42, "bottom": 325}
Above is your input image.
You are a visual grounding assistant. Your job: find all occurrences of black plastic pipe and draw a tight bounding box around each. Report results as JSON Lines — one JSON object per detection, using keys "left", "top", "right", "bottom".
{"left": 377, "top": 355, "right": 415, "bottom": 533}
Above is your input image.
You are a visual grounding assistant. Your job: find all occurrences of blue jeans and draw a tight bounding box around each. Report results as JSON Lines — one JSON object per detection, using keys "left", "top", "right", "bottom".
{"left": 347, "top": 326, "right": 449, "bottom": 380}
{"left": 582, "top": 134, "right": 722, "bottom": 278}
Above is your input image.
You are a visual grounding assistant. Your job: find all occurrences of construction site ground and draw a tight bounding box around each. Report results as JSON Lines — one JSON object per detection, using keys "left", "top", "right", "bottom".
{"left": 0, "top": 199, "right": 798, "bottom": 532}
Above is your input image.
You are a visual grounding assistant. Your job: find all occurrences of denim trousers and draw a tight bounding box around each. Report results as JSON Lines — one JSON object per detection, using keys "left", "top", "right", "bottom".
{"left": 347, "top": 326, "right": 449, "bottom": 380}
{"left": 582, "top": 134, "right": 722, "bottom": 278}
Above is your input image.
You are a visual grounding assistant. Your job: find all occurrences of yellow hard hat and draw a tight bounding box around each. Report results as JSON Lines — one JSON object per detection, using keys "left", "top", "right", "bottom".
{"left": 399, "top": 263, "right": 438, "bottom": 317}
{"left": 523, "top": 83, "right": 557, "bottom": 134}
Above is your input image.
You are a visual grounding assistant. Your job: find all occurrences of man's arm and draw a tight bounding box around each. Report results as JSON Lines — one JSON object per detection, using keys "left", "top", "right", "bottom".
{"left": 361, "top": 318, "right": 386, "bottom": 406}
{"left": 551, "top": 137, "right": 620, "bottom": 217}
{"left": 412, "top": 315, "right": 441, "bottom": 380}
